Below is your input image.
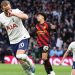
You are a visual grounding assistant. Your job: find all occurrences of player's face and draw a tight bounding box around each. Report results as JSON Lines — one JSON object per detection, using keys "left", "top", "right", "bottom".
{"left": 2, "top": 4, "right": 11, "bottom": 16}
{"left": 37, "top": 14, "right": 44, "bottom": 22}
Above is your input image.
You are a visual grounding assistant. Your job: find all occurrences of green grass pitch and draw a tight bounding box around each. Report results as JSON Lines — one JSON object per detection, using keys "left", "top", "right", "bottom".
{"left": 0, "top": 64, "right": 71, "bottom": 75}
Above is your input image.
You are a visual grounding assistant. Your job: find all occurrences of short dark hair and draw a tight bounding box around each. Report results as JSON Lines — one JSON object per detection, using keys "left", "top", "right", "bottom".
{"left": 1, "top": 0, "right": 11, "bottom": 9}
{"left": 38, "top": 13, "right": 46, "bottom": 20}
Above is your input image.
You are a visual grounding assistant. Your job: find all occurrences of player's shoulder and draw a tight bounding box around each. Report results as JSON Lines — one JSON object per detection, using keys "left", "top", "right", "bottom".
{"left": 36, "top": 23, "right": 39, "bottom": 26}
{"left": 44, "top": 22, "right": 51, "bottom": 29}
{"left": 44, "top": 22, "right": 48, "bottom": 25}
{"left": 70, "top": 41, "right": 75, "bottom": 46}
{"left": 12, "top": 8, "right": 18, "bottom": 11}
{"left": 0, "top": 12, "right": 5, "bottom": 21}
{"left": 45, "top": 22, "right": 50, "bottom": 27}
{"left": 0, "top": 12, "right": 4, "bottom": 17}
{"left": 12, "top": 8, "right": 21, "bottom": 12}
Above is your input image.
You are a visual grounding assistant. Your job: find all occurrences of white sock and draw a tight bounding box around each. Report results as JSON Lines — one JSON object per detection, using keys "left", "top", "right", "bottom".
{"left": 48, "top": 71, "right": 55, "bottom": 75}
{"left": 16, "top": 54, "right": 35, "bottom": 75}
{"left": 16, "top": 54, "right": 34, "bottom": 66}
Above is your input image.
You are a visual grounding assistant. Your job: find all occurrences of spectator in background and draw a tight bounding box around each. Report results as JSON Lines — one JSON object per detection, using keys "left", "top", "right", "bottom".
{"left": 0, "top": 24, "right": 10, "bottom": 47}
{"left": 49, "top": 47, "right": 57, "bottom": 57}
{"left": 51, "top": 34, "right": 56, "bottom": 47}
{"left": 0, "top": 47, "right": 4, "bottom": 63}
{"left": 56, "top": 47, "right": 64, "bottom": 57}
{"left": 56, "top": 35, "right": 63, "bottom": 49}
{"left": 0, "top": 46, "right": 13, "bottom": 63}
{"left": 0, "top": 0, "right": 75, "bottom": 63}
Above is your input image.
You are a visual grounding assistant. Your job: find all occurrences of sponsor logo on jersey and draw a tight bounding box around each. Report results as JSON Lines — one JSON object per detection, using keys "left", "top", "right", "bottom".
{"left": 6, "top": 24, "right": 18, "bottom": 30}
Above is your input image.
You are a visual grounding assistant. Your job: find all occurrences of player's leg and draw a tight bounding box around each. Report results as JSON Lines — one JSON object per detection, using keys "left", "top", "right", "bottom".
{"left": 16, "top": 50, "right": 35, "bottom": 75}
{"left": 42, "top": 46, "right": 55, "bottom": 75}
{"left": 16, "top": 39, "right": 35, "bottom": 75}
{"left": 71, "top": 69, "right": 75, "bottom": 75}
{"left": 71, "top": 62, "right": 75, "bottom": 75}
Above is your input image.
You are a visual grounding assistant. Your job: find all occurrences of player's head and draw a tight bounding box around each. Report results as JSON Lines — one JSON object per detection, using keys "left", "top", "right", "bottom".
{"left": 36, "top": 13, "right": 46, "bottom": 22}
{"left": 1, "top": 0, "right": 11, "bottom": 15}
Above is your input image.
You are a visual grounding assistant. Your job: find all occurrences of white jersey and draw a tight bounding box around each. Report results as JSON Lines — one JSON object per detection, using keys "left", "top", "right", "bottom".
{"left": 0, "top": 9, "right": 30, "bottom": 44}
{"left": 67, "top": 41, "right": 75, "bottom": 61}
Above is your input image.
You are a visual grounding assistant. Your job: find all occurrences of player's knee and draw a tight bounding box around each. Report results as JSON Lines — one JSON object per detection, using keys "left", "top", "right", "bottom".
{"left": 16, "top": 54, "right": 27, "bottom": 59}
{"left": 42, "top": 53, "right": 48, "bottom": 61}
{"left": 42, "top": 56, "right": 48, "bottom": 61}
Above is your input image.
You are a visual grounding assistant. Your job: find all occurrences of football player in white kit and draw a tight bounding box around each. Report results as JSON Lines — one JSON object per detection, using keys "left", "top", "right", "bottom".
{"left": 0, "top": 0, "right": 35, "bottom": 75}
{"left": 60, "top": 41, "right": 75, "bottom": 75}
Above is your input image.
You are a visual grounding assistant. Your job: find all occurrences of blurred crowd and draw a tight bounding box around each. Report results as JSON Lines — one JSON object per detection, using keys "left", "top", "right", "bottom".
{"left": 0, "top": 0, "right": 75, "bottom": 62}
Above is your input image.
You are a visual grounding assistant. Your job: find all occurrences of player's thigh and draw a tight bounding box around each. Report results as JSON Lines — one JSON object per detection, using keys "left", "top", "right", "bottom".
{"left": 72, "top": 69, "right": 75, "bottom": 75}
{"left": 42, "top": 52, "right": 48, "bottom": 60}
{"left": 38, "top": 46, "right": 49, "bottom": 60}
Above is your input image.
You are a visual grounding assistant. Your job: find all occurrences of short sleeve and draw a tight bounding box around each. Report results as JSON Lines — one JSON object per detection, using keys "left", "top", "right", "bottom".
{"left": 12, "top": 9, "right": 23, "bottom": 13}
{"left": 15, "top": 9, "right": 23, "bottom": 13}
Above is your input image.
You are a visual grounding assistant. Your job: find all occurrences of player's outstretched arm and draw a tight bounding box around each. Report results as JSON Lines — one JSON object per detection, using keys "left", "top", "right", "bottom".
{"left": 60, "top": 50, "right": 69, "bottom": 65}
{"left": 60, "top": 42, "right": 72, "bottom": 65}
{"left": 8, "top": 10, "right": 29, "bottom": 20}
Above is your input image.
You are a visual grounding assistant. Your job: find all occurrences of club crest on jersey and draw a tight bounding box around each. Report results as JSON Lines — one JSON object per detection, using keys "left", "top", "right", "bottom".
{"left": 6, "top": 24, "right": 18, "bottom": 30}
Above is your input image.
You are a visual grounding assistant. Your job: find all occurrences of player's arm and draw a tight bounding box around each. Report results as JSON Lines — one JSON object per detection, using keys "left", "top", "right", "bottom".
{"left": 60, "top": 43, "right": 72, "bottom": 64}
{"left": 61, "top": 50, "right": 70, "bottom": 63}
{"left": 8, "top": 10, "right": 28, "bottom": 20}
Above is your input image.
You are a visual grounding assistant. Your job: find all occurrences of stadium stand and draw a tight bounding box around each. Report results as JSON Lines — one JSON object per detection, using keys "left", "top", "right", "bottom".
{"left": 0, "top": 0, "right": 75, "bottom": 63}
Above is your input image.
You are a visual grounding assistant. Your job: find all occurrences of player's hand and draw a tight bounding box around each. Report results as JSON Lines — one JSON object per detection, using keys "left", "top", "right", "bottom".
{"left": 8, "top": 10, "right": 15, "bottom": 16}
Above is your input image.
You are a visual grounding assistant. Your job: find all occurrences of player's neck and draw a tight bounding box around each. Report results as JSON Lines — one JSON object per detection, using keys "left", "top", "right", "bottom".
{"left": 39, "top": 19, "right": 45, "bottom": 24}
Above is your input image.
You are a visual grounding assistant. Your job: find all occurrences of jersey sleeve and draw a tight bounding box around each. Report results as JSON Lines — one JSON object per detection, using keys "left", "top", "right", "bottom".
{"left": 13, "top": 9, "right": 23, "bottom": 20}
{"left": 15, "top": 8, "right": 23, "bottom": 13}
